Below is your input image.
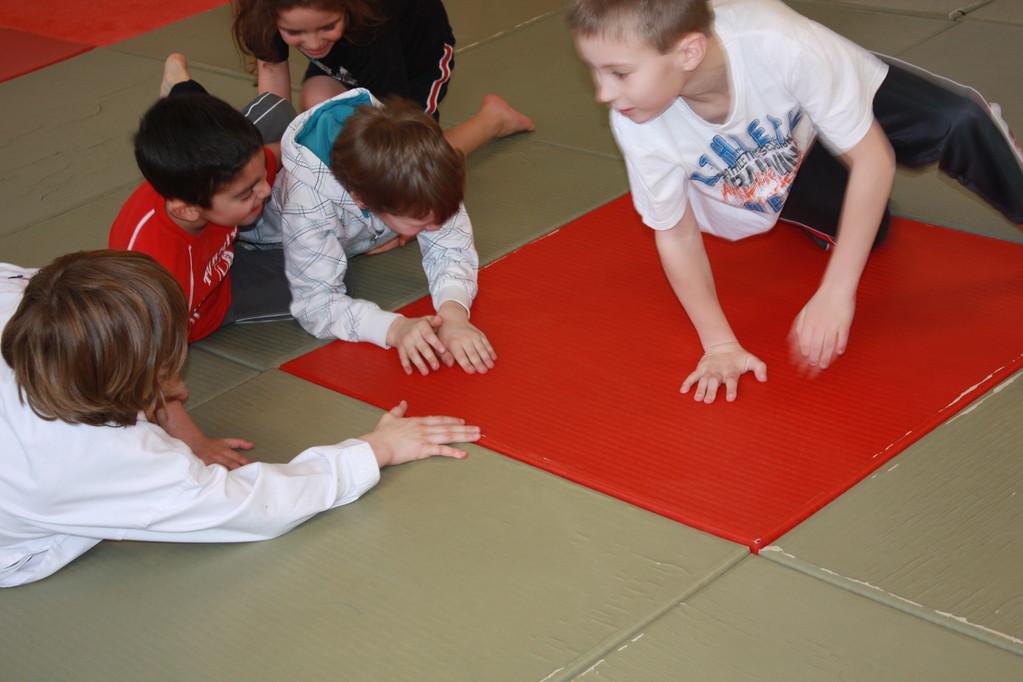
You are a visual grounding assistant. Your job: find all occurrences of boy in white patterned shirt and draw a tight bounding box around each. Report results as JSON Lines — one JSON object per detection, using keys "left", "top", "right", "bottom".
{"left": 271, "top": 89, "right": 495, "bottom": 377}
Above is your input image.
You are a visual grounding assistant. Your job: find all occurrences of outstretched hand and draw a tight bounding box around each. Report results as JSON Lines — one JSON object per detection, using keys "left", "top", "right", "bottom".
{"left": 359, "top": 401, "right": 480, "bottom": 467}
{"left": 681, "top": 342, "right": 768, "bottom": 403}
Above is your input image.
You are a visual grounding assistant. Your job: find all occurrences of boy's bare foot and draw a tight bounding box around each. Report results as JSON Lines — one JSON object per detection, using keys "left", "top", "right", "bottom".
{"left": 479, "top": 94, "right": 535, "bottom": 138}
{"left": 160, "top": 53, "right": 192, "bottom": 98}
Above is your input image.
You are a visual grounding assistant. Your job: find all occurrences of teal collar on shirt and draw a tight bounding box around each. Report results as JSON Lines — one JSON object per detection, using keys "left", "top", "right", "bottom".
{"left": 294, "top": 91, "right": 374, "bottom": 168}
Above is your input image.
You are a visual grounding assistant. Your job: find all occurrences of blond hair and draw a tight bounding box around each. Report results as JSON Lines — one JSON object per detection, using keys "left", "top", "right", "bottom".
{"left": 567, "top": 0, "right": 714, "bottom": 53}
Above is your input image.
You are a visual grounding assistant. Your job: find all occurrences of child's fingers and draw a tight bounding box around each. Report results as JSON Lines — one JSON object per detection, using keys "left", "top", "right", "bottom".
{"left": 426, "top": 425, "right": 481, "bottom": 443}
{"left": 379, "top": 401, "right": 409, "bottom": 426}
{"left": 723, "top": 374, "right": 739, "bottom": 402}
{"left": 409, "top": 349, "right": 434, "bottom": 375}
{"left": 472, "top": 339, "right": 497, "bottom": 371}
{"left": 410, "top": 419, "right": 479, "bottom": 441}
{"left": 419, "top": 425, "right": 481, "bottom": 447}
{"left": 400, "top": 339, "right": 439, "bottom": 375}
{"left": 700, "top": 375, "right": 721, "bottom": 404}
{"left": 804, "top": 328, "right": 823, "bottom": 366}
{"left": 422, "top": 444, "right": 469, "bottom": 460}
{"left": 412, "top": 318, "right": 447, "bottom": 372}
{"left": 752, "top": 358, "right": 769, "bottom": 382}
{"left": 421, "top": 324, "right": 447, "bottom": 356}
{"left": 452, "top": 347, "right": 481, "bottom": 374}
{"left": 215, "top": 449, "right": 253, "bottom": 470}
{"left": 819, "top": 336, "right": 836, "bottom": 369}
{"left": 793, "top": 312, "right": 827, "bottom": 367}
{"left": 792, "top": 322, "right": 824, "bottom": 367}
{"left": 411, "top": 414, "right": 468, "bottom": 426}
{"left": 397, "top": 347, "right": 415, "bottom": 375}
{"left": 680, "top": 368, "right": 701, "bottom": 394}
{"left": 446, "top": 335, "right": 496, "bottom": 374}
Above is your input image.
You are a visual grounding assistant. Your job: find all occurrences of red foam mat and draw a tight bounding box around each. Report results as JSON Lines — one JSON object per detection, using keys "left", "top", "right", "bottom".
{"left": 0, "top": 0, "right": 230, "bottom": 47}
{"left": 282, "top": 195, "right": 1023, "bottom": 551}
{"left": 0, "top": 27, "right": 92, "bottom": 83}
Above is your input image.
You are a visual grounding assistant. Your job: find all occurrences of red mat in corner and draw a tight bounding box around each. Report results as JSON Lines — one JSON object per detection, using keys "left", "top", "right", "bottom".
{"left": 0, "top": 27, "right": 91, "bottom": 82}
{"left": 0, "top": 0, "right": 230, "bottom": 81}
{"left": 0, "top": 0, "right": 230, "bottom": 47}
{"left": 282, "top": 195, "right": 1023, "bottom": 551}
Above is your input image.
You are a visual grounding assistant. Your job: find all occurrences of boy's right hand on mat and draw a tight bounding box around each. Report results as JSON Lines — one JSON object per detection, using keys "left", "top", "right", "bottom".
{"left": 360, "top": 401, "right": 480, "bottom": 466}
{"left": 388, "top": 314, "right": 448, "bottom": 376}
{"left": 681, "top": 342, "right": 768, "bottom": 404}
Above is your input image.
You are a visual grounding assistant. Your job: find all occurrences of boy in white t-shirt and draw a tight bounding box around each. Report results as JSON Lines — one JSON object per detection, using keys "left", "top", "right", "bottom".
{"left": 569, "top": 0, "right": 1023, "bottom": 403}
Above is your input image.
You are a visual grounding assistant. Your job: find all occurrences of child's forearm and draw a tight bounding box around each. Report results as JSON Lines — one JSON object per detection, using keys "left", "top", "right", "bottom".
{"left": 257, "top": 59, "right": 292, "bottom": 102}
{"left": 819, "top": 120, "right": 896, "bottom": 296}
{"left": 155, "top": 399, "right": 205, "bottom": 450}
{"left": 654, "top": 210, "right": 737, "bottom": 350}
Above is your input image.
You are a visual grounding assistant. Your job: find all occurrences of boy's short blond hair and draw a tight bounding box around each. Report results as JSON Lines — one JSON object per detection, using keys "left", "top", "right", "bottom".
{"left": 567, "top": 0, "right": 714, "bottom": 53}
{"left": 1, "top": 250, "right": 188, "bottom": 428}
{"left": 330, "top": 96, "right": 465, "bottom": 224}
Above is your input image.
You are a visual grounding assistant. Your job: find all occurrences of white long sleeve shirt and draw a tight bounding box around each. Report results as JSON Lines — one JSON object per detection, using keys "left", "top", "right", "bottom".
{"left": 266, "top": 89, "right": 479, "bottom": 347}
{"left": 0, "top": 264, "right": 381, "bottom": 587}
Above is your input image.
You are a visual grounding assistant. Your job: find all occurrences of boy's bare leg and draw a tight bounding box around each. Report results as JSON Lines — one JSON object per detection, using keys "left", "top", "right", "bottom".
{"left": 443, "top": 95, "right": 535, "bottom": 157}
{"left": 159, "top": 53, "right": 191, "bottom": 98}
{"left": 301, "top": 75, "right": 348, "bottom": 112}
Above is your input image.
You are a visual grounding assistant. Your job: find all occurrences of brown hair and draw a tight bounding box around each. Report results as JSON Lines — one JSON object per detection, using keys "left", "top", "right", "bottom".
{"left": 567, "top": 0, "right": 714, "bottom": 53}
{"left": 330, "top": 96, "right": 465, "bottom": 223}
{"left": 1, "top": 250, "right": 189, "bottom": 427}
{"left": 233, "top": 0, "right": 384, "bottom": 63}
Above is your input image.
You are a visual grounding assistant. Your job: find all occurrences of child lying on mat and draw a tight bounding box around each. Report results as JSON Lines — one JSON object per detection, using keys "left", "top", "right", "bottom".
{"left": 111, "top": 54, "right": 295, "bottom": 345}
{"left": 110, "top": 54, "right": 299, "bottom": 470}
{"left": 0, "top": 250, "right": 479, "bottom": 587}
{"left": 569, "top": 0, "right": 1023, "bottom": 403}
{"left": 268, "top": 89, "right": 496, "bottom": 377}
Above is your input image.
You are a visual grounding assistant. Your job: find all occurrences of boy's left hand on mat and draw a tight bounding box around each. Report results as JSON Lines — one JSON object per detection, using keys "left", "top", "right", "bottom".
{"left": 437, "top": 318, "right": 496, "bottom": 374}
{"left": 389, "top": 314, "right": 447, "bottom": 375}
{"left": 682, "top": 342, "right": 767, "bottom": 403}
{"left": 790, "top": 292, "right": 855, "bottom": 372}
{"left": 360, "top": 401, "right": 479, "bottom": 467}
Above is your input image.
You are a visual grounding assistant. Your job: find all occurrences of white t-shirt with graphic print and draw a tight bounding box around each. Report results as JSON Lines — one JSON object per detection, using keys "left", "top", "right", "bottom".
{"left": 612, "top": 0, "right": 888, "bottom": 241}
